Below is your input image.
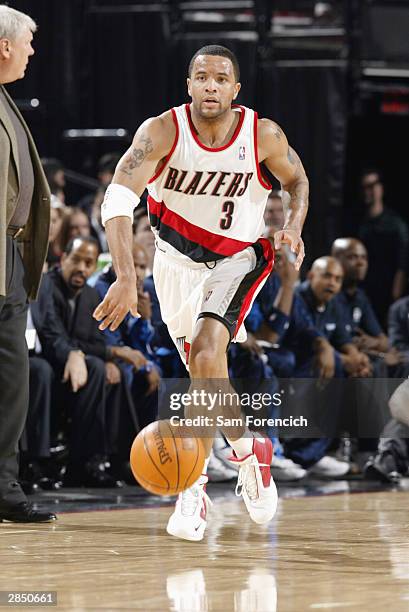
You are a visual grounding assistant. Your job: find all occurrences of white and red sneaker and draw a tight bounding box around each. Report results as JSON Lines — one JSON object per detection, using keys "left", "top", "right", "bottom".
{"left": 166, "top": 475, "right": 212, "bottom": 542}
{"left": 229, "top": 438, "right": 278, "bottom": 525}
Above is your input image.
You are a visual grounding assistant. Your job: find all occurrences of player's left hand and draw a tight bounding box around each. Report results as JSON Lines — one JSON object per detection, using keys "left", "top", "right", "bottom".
{"left": 274, "top": 229, "right": 305, "bottom": 271}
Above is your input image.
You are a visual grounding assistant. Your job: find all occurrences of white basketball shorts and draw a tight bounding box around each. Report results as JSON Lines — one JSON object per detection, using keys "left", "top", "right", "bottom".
{"left": 152, "top": 238, "right": 274, "bottom": 367}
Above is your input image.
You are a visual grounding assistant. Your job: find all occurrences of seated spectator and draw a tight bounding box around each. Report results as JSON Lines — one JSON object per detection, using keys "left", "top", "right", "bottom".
{"left": 34, "top": 236, "right": 135, "bottom": 487}
{"left": 297, "top": 256, "right": 371, "bottom": 377}
{"left": 331, "top": 238, "right": 399, "bottom": 368}
{"left": 251, "top": 249, "right": 330, "bottom": 379}
{"left": 59, "top": 207, "right": 91, "bottom": 252}
{"left": 358, "top": 168, "right": 409, "bottom": 324}
{"left": 95, "top": 241, "right": 160, "bottom": 430}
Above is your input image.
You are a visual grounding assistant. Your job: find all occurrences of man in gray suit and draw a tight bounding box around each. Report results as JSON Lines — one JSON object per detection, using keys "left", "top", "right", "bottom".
{"left": 0, "top": 5, "right": 55, "bottom": 522}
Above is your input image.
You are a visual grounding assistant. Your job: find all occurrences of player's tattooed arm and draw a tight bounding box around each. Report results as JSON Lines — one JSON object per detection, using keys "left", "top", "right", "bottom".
{"left": 113, "top": 112, "right": 176, "bottom": 195}
{"left": 119, "top": 132, "right": 154, "bottom": 177}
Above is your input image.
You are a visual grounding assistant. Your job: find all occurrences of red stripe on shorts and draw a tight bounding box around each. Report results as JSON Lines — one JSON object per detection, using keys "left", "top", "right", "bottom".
{"left": 234, "top": 238, "right": 274, "bottom": 337}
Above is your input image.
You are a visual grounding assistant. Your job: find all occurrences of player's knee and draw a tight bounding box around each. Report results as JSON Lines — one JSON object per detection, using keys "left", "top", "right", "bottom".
{"left": 189, "top": 347, "right": 221, "bottom": 378}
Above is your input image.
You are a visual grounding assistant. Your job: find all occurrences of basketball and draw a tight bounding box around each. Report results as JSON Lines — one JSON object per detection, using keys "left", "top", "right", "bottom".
{"left": 130, "top": 420, "right": 206, "bottom": 496}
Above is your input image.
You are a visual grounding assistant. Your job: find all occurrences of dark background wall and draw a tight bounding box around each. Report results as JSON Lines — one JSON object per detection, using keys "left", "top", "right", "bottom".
{"left": 6, "top": 0, "right": 409, "bottom": 261}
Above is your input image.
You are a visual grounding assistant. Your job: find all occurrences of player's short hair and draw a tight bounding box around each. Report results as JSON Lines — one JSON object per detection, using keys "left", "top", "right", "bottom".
{"left": 0, "top": 5, "right": 37, "bottom": 40}
{"left": 188, "top": 45, "right": 240, "bottom": 82}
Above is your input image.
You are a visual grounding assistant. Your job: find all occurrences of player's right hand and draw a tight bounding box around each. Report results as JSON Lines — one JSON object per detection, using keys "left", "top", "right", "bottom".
{"left": 274, "top": 229, "right": 305, "bottom": 271}
{"left": 93, "top": 279, "right": 140, "bottom": 331}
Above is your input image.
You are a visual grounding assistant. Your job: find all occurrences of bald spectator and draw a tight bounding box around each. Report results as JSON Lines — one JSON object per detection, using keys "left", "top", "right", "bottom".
{"left": 297, "top": 257, "right": 371, "bottom": 377}
{"left": 358, "top": 169, "right": 409, "bottom": 324}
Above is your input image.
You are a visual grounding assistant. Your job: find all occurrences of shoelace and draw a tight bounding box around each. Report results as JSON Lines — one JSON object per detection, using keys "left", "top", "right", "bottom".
{"left": 180, "top": 483, "right": 213, "bottom": 517}
{"left": 235, "top": 458, "right": 269, "bottom": 501}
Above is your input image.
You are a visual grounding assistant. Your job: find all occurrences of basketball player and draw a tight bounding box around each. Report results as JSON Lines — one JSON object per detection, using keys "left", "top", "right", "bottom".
{"left": 94, "top": 46, "right": 309, "bottom": 541}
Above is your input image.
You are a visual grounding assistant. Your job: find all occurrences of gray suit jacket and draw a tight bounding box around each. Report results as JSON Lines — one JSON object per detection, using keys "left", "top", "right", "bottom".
{"left": 0, "top": 85, "right": 50, "bottom": 299}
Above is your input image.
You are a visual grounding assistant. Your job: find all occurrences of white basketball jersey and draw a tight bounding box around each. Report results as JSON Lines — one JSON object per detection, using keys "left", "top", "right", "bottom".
{"left": 147, "top": 103, "right": 271, "bottom": 263}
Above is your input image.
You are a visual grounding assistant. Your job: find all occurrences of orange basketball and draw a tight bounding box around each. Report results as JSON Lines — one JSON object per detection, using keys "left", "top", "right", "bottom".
{"left": 130, "top": 420, "right": 205, "bottom": 496}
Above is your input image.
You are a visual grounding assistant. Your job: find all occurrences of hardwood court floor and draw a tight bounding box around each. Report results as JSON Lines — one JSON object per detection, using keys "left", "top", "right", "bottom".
{"left": 1, "top": 489, "right": 409, "bottom": 611}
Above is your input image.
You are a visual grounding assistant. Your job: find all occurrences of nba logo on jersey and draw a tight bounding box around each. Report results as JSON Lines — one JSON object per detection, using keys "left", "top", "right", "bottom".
{"left": 239, "top": 145, "right": 245, "bottom": 160}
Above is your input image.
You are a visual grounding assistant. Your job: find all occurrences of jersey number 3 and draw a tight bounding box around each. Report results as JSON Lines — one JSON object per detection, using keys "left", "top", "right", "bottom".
{"left": 220, "top": 200, "right": 235, "bottom": 230}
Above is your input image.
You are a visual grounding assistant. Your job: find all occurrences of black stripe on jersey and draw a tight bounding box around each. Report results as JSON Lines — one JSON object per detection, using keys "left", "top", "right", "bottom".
{"left": 149, "top": 211, "right": 160, "bottom": 229}
{"left": 158, "top": 222, "right": 225, "bottom": 263}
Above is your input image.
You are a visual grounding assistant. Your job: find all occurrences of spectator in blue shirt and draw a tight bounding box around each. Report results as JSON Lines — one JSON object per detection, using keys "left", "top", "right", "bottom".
{"left": 331, "top": 238, "right": 388, "bottom": 350}
{"left": 252, "top": 249, "right": 334, "bottom": 379}
{"left": 297, "top": 257, "right": 371, "bottom": 377}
